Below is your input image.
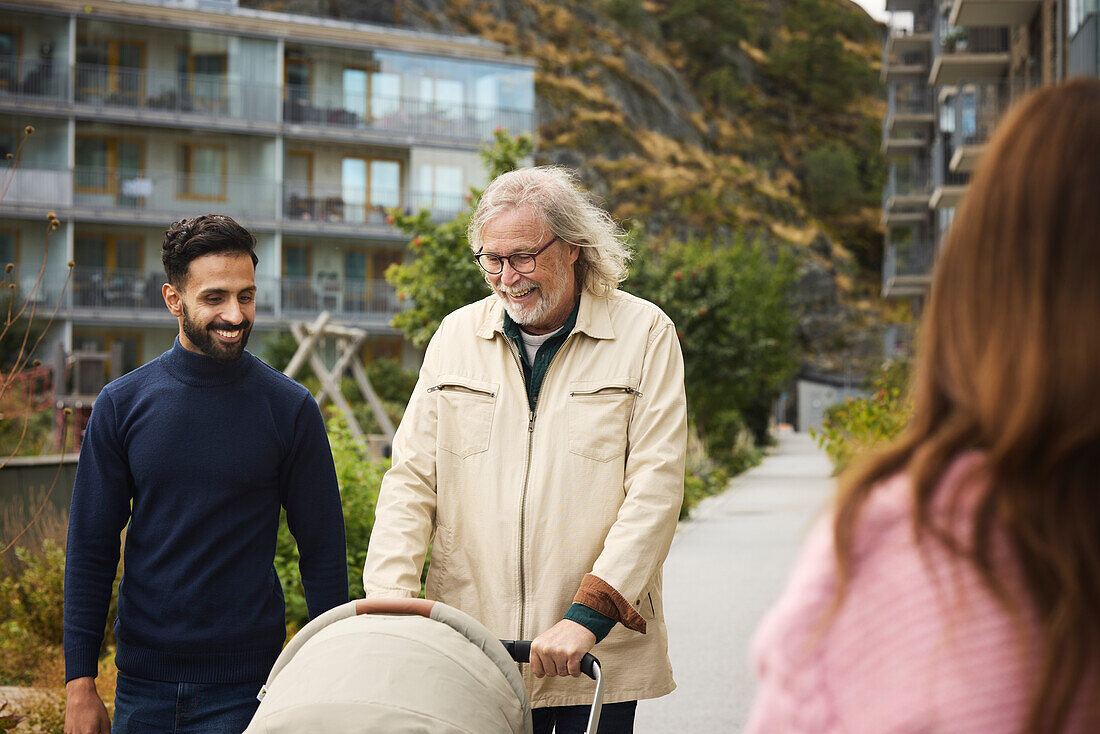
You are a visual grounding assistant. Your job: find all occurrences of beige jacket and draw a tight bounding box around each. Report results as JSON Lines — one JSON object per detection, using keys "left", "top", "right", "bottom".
{"left": 362, "top": 289, "right": 687, "bottom": 707}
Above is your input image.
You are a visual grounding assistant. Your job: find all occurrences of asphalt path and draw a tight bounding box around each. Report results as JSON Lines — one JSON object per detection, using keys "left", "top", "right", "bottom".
{"left": 636, "top": 430, "right": 836, "bottom": 733}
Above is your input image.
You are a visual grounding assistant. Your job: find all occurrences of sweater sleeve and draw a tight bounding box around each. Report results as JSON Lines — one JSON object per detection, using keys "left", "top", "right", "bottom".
{"left": 281, "top": 395, "right": 349, "bottom": 619}
{"left": 63, "top": 390, "right": 133, "bottom": 681}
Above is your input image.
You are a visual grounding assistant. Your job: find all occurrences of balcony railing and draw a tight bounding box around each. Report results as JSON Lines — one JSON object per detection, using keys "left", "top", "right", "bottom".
{"left": 937, "top": 23, "right": 1011, "bottom": 54}
{"left": 0, "top": 168, "right": 475, "bottom": 227}
{"left": 0, "top": 55, "right": 69, "bottom": 105}
{"left": 883, "top": 238, "right": 935, "bottom": 293}
{"left": 73, "top": 63, "right": 281, "bottom": 123}
{"left": 0, "top": 168, "right": 73, "bottom": 210}
{"left": 71, "top": 166, "right": 280, "bottom": 220}
{"left": 28, "top": 266, "right": 404, "bottom": 324}
{"left": 283, "top": 183, "right": 466, "bottom": 226}
{"left": 883, "top": 159, "right": 933, "bottom": 211}
{"left": 888, "top": 82, "right": 935, "bottom": 117}
{"left": 283, "top": 87, "right": 535, "bottom": 140}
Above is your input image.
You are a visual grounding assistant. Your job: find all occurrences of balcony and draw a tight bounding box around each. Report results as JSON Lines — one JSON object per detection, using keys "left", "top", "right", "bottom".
{"left": 882, "top": 44, "right": 932, "bottom": 83}
{"left": 26, "top": 266, "right": 404, "bottom": 328}
{"left": 942, "top": 79, "right": 1033, "bottom": 173}
{"left": 283, "top": 87, "right": 535, "bottom": 145}
{"left": 882, "top": 238, "right": 934, "bottom": 298}
{"left": 73, "top": 64, "right": 280, "bottom": 128}
{"left": 882, "top": 128, "right": 931, "bottom": 157}
{"left": 70, "top": 167, "right": 279, "bottom": 224}
{"left": 0, "top": 56, "right": 69, "bottom": 111}
{"left": 882, "top": 160, "right": 932, "bottom": 227}
{"left": 0, "top": 168, "right": 73, "bottom": 213}
{"left": 886, "top": 83, "right": 935, "bottom": 135}
{"left": 950, "top": 0, "right": 1042, "bottom": 27}
{"left": 930, "top": 26, "right": 1011, "bottom": 84}
{"left": 283, "top": 183, "right": 466, "bottom": 231}
{"left": 930, "top": 136, "right": 969, "bottom": 209}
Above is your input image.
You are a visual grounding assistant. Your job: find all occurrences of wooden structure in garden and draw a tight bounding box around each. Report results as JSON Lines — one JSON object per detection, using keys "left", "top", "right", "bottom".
{"left": 282, "top": 312, "right": 395, "bottom": 458}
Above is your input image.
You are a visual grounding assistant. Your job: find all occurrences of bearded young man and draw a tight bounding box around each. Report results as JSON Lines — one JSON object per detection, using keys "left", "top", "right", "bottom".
{"left": 63, "top": 215, "right": 348, "bottom": 734}
{"left": 362, "top": 167, "right": 687, "bottom": 733}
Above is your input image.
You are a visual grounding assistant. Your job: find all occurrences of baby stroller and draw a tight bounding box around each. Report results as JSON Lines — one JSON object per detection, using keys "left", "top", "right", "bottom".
{"left": 243, "top": 598, "right": 604, "bottom": 734}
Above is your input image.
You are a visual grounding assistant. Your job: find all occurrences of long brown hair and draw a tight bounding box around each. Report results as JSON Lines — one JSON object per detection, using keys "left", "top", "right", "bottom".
{"left": 834, "top": 79, "right": 1100, "bottom": 732}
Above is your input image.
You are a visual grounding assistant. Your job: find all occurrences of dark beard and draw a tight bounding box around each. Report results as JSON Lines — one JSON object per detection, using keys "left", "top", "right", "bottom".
{"left": 181, "top": 303, "right": 251, "bottom": 364}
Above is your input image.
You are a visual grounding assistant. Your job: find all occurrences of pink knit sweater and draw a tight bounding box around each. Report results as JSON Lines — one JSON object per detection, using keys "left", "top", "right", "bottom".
{"left": 745, "top": 454, "right": 1095, "bottom": 733}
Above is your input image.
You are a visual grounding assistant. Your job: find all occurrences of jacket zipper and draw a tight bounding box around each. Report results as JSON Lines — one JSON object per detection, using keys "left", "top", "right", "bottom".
{"left": 569, "top": 386, "right": 642, "bottom": 398}
{"left": 509, "top": 331, "right": 574, "bottom": 644}
{"left": 426, "top": 383, "right": 496, "bottom": 397}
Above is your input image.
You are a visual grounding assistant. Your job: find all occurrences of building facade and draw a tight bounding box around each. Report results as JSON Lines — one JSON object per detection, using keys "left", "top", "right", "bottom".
{"left": 0, "top": 0, "right": 536, "bottom": 371}
{"left": 880, "top": 0, "right": 1098, "bottom": 302}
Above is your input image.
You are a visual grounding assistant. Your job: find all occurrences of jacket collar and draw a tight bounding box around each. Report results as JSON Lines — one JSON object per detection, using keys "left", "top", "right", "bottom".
{"left": 477, "top": 289, "right": 616, "bottom": 341}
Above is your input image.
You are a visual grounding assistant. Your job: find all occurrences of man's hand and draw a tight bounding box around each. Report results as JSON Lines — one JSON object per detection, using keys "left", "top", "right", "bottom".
{"left": 529, "top": 619, "right": 597, "bottom": 679}
{"left": 64, "top": 677, "right": 110, "bottom": 734}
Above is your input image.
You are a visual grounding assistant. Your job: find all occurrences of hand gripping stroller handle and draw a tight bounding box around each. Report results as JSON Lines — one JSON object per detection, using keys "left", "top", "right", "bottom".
{"left": 501, "top": 640, "right": 600, "bottom": 680}
{"left": 500, "top": 640, "right": 605, "bottom": 734}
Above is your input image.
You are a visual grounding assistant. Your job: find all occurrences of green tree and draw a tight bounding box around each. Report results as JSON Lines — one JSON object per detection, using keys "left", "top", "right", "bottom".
{"left": 386, "top": 130, "right": 534, "bottom": 348}
{"left": 804, "top": 141, "right": 861, "bottom": 217}
{"left": 769, "top": 0, "right": 878, "bottom": 113}
{"left": 627, "top": 238, "right": 799, "bottom": 463}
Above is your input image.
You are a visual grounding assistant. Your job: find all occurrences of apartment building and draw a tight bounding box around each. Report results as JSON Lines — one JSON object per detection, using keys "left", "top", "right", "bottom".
{"left": 880, "top": 0, "right": 1098, "bottom": 301}
{"left": 0, "top": 0, "right": 536, "bottom": 372}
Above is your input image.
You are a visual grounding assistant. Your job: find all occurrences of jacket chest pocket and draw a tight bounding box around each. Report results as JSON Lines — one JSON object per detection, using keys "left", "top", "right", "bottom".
{"left": 429, "top": 376, "right": 498, "bottom": 458}
{"left": 567, "top": 381, "right": 640, "bottom": 462}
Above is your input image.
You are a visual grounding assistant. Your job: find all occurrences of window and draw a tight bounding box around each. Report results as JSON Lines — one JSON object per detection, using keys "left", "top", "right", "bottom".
{"left": 285, "top": 56, "right": 310, "bottom": 103}
{"left": 342, "top": 67, "right": 368, "bottom": 120}
{"left": 76, "top": 38, "right": 144, "bottom": 104}
{"left": 75, "top": 137, "right": 144, "bottom": 195}
{"left": 286, "top": 150, "right": 312, "bottom": 197}
{"left": 283, "top": 245, "right": 310, "bottom": 278}
{"left": 0, "top": 29, "right": 18, "bottom": 91}
{"left": 178, "top": 49, "right": 227, "bottom": 112}
{"left": 370, "top": 72, "right": 400, "bottom": 119}
{"left": 74, "top": 235, "right": 143, "bottom": 270}
{"left": 73, "top": 235, "right": 145, "bottom": 308}
{"left": 0, "top": 230, "right": 17, "bottom": 267}
{"left": 341, "top": 158, "right": 402, "bottom": 223}
{"left": 420, "top": 77, "right": 464, "bottom": 118}
{"left": 179, "top": 143, "right": 226, "bottom": 201}
{"left": 418, "top": 164, "right": 464, "bottom": 214}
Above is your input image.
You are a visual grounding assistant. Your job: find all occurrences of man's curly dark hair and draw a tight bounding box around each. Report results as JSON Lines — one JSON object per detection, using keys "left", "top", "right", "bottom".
{"left": 162, "top": 214, "right": 258, "bottom": 288}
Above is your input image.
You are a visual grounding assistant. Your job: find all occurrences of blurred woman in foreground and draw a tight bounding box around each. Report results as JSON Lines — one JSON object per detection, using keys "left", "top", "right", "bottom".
{"left": 745, "top": 79, "right": 1100, "bottom": 733}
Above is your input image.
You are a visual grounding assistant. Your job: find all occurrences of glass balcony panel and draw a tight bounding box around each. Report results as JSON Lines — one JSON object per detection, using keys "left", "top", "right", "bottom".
{"left": 72, "top": 167, "right": 278, "bottom": 219}
{"left": 73, "top": 63, "right": 279, "bottom": 123}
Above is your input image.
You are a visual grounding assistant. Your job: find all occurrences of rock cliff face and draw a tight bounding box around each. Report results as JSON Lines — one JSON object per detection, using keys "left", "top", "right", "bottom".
{"left": 249, "top": 0, "right": 892, "bottom": 376}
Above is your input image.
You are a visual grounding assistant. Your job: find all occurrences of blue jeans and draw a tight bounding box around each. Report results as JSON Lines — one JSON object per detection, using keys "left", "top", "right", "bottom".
{"left": 532, "top": 700, "right": 637, "bottom": 734}
{"left": 112, "top": 673, "right": 263, "bottom": 734}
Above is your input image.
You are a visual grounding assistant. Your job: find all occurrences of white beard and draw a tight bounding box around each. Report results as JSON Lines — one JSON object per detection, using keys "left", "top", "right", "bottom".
{"left": 493, "top": 266, "right": 570, "bottom": 331}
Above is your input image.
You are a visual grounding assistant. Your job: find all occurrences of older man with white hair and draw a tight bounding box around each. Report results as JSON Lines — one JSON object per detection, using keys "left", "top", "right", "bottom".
{"left": 363, "top": 166, "right": 687, "bottom": 733}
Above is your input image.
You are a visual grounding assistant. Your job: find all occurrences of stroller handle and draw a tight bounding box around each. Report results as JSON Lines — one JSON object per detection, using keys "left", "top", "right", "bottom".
{"left": 500, "top": 640, "right": 604, "bottom": 734}
{"left": 500, "top": 640, "right": 600, "bottom": 680}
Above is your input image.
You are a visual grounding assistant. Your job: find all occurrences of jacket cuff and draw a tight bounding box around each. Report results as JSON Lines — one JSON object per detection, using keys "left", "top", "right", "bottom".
{"left": 572, "top": 573, "right": 647, "bottom": 634}
{"left": 564, "top": 603, "right": 616, "bottom": 643}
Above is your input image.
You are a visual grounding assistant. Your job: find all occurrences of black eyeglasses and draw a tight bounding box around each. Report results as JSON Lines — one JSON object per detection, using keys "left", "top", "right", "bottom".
{"left": 474, "top": 236, "right": 558, "bottom": 275}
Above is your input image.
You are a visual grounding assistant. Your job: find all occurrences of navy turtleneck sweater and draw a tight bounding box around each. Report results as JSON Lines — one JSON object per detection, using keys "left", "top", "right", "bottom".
{"left": 63, "top": 340, "right": 348, "bottom": 684}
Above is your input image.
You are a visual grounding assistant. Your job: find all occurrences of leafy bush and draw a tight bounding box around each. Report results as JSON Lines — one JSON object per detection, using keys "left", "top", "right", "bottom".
{"left": 805, "top": 141, "right": 861, "bottom": 217}
{"left": 681, "top": 466, "right": 730, "bottom": 520}
{"left": 813, "top": 359, "right": 912, "bottom": 471}
{"left": 0, "top": 543, "right": 64, "bottom": 685}
{"left": 627, "top": 237, "right": 799, "bottom": 466}
{"left": 386, "top": 129, "right": 533, "bottom": 349}
{"left": 275, "top": 409, "right": 387, "bottom": 631}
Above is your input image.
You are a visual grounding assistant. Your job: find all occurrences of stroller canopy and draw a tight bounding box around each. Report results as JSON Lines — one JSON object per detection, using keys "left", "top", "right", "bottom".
{"left": 245, "top": 599, "right": 532, "bottom": 734}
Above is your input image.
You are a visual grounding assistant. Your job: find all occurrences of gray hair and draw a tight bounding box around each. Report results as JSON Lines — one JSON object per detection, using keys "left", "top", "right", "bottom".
{"left": 468, "top": 166, "right": 632, "bottom": 296}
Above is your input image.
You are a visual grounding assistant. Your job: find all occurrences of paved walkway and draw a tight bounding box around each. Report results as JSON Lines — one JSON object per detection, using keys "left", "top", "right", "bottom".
{"left": 637, "top": 430, "right": 835, "bottom": 733}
